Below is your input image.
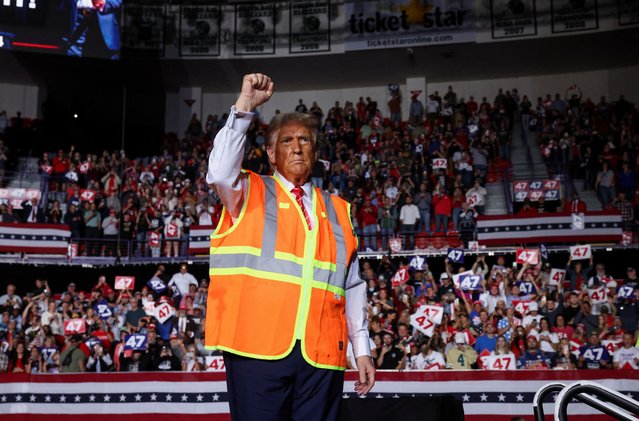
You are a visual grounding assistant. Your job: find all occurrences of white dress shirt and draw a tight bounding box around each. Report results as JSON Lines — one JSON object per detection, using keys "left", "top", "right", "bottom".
{"left": 207, "top": 106, "right": 371, "bottom": 359}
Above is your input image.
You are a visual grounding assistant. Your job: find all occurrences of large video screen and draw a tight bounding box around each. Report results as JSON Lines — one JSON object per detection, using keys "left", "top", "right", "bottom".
{"left": 0, "top": 0, "right": 121, "bottom": 59}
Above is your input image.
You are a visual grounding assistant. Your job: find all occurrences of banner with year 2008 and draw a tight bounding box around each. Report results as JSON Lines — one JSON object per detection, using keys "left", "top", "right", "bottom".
{"left": 551, "top": 0, "right": 598, "bottom": 33}
{"left": 289, "top": 1, "right": 331, "bottom": 54}
{"left": 234, "top": 3, "right": 276, "bottom": 55}
{"left": 179, "top": 5, "right": 221, "bottom": 57}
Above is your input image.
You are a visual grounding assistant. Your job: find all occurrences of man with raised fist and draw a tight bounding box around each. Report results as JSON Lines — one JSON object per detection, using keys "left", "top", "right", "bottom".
{"left": 205, "top": 73, "right": 375, "bottom": 420}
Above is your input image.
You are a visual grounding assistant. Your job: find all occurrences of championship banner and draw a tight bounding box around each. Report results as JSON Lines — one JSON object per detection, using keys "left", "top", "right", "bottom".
{"left": 123, "top": 4, "right": 166, "bottom": 56}
{"left": 0, "top": 222, "right": 71, "bottom": 254}
{"left": 476, "top": 211, "right": 622, "bottom": 246}
{"left": 1, "top": 371, "right": 638, "bottom": 420}
{"left": 551, "top": 0, "right": 599, "bottom": 33}
{"left": 234, "top": 3, "right": 276, "bottom": 55}
{"left": 512, "top": 180, "right": 560, "bottom": 202}
{"left": 490, "top": 0, "right": 537, "bottom": 39}
{"left": 344, "top": 0, "right": 476, "bottom": 51}
{"left": 179, "top": 6, "right": 221, "bottom": 57}
{"left": 289, "top": 1, "right": 331, "bottom": 54}
{"left": 618, "top": 0, "right": 639, "bottom": 26}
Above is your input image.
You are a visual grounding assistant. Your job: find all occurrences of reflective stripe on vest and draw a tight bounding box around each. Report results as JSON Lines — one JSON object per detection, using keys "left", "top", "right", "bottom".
{"left": 206, "top": 171, "right": 355, "bottom": 369}
{"left": 209, "top": 177, "right": 348, "bottom": 295}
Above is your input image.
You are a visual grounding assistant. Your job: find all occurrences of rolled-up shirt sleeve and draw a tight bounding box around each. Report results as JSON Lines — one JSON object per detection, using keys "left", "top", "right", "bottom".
{"left": 345, "top": 257, "right": 371, "bottom": 358}
{"left": 206, "top": 106, "right": 254, "bottom": 215}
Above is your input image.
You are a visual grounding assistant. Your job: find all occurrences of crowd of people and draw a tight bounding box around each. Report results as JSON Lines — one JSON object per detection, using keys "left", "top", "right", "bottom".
{"left": 0, "top": 84, "right": 637, "bottom": 373}
{"left": 528, "top": 87, "right": 638, "bottom": 219}
{"left": 0, "top": 251, "right": 637, "bottom": 374}
{"left": 1, "top": 83, "right": 638, "bottom": 255}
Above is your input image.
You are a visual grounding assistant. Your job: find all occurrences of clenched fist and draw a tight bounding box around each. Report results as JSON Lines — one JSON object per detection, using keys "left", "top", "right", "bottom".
{"left": 235, "top": 73, "right": 274, "bottom": 113}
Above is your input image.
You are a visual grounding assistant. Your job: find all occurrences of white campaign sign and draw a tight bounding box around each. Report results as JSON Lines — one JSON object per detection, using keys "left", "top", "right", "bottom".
{"left": 549, "top": 269, "right": 566, "bottom": 286}
{"left": 153, "top": 302, "right": 176, "bottom": 324}
{"left": 485, "top": 354, "right": 515, "bottom": 370}
{"left": 410, "top": 305, "right": 443, "bottom": 337}
{"left": 205, "top": 355, "right": 226, "bottom": 372}
{"left": 588, "top": 286, "right": 606, "bottom": 304}
{"left": 571, "top": 213, "right": 585, "bottom": 230}
{"left": 432, "top": 158, "right": 447, "bottom": 170}
{"left": 569, "top": 245, "right": 591, "bottom": 260}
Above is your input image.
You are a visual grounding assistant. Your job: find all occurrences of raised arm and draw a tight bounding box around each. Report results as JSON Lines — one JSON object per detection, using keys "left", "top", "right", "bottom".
{"left": 206, "top": 74, "right": 274, "bottom": 218}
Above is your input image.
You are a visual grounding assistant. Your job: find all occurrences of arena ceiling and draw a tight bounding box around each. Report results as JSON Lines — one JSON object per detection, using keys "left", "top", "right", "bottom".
{"left": 0, "top": 26, "right": 638, "bottom": 93}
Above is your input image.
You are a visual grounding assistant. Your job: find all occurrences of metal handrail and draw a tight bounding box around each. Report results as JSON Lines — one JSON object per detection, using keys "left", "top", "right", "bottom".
{"left": 555, "top": 380, "right": 639, "bottom": 421}
{"left": 533, "top": 382, "right": 565, "bottom": 421}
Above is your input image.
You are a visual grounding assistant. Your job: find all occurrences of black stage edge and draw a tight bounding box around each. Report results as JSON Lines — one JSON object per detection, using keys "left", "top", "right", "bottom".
{"left": 339, "top": 395, "right": 464, "bottom": 421}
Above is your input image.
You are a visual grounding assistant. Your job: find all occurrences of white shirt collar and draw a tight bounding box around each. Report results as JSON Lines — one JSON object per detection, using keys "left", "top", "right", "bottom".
{"left": 274, "top": 170, "right": 313, "bottom": 198}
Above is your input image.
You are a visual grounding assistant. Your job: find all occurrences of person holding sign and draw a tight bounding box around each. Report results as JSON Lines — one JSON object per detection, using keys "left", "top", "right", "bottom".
{"left": 205, "top": 73, "right": 374, "bottom": 420}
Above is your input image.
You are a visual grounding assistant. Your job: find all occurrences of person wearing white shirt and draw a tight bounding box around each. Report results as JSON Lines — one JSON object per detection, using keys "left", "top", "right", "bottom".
{"left": 205, "top": 73, "right": 374, "bottom": 420}
{"left": 411, "top": 342, "right": 446, "bottom": 370}
{"left": 613, "top": 332, "right": 639, "bottom": 369}
{"left": 465, "top": 179, "right": 487, "bottom": 214}
{"left": 399, "top": 195, "right": 420, "bottom": 249}
{"left": 167, "top": 264, "right": 198, "bottom": 297}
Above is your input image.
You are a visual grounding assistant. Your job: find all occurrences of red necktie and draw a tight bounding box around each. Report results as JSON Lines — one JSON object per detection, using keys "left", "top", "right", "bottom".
{"left": 291, "top": 186, "right": 312, "bottom": 230}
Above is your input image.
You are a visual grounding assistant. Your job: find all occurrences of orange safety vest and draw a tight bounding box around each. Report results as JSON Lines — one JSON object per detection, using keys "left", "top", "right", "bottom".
{"left": 205, "top": 171, "right": 358, "bottom": 370}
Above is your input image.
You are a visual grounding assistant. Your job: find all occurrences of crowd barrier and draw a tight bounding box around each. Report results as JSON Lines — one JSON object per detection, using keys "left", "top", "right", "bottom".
{"left": 1, "top": 370, "right": 638, "bottom": 420}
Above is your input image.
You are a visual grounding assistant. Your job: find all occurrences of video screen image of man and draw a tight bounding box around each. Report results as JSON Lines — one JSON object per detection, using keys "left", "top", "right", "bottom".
{"left": 0, "top": 0, "right": 121, "bottom": 59}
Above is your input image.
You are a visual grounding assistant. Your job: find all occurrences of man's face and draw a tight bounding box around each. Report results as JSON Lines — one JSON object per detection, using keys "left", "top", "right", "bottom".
{"left": 623, "top": 333, "right": 634, "bottom": 347}
{"left": 383, "top": 334, "right": 393, "bottom": 346}
{"left": 268, "top": 122, "right": 316, "bottom": 184}
{"left": 589, "top": 334, "right": 600, "bottom": 346}
{"left": 527, "top": 337, "right": 538, "bottom": 350}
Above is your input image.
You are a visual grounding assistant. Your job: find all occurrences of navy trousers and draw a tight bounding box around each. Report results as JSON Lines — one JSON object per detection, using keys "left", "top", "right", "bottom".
{"left": 223, "top": 341, "right": 345, "bottom": 421}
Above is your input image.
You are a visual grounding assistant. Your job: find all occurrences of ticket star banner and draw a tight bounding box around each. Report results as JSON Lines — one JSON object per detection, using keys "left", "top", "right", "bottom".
{"left": 344, "top": 0, "right": 476, "bottom": 51}
{"left": 289, "top": 1, "right": 331, "bottom": 54}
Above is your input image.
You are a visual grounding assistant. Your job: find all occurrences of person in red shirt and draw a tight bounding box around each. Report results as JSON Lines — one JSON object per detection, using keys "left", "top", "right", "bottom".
{"left": 563, "top": 192, "right": 587, "bottom": 213}
{"left": 358, "top": 197, "right": 378, "bottom": 251}
{"left": 433, "top": 185, "right": 452, "bottom": 234}
{"left": 518, "top": 198, "right": 538, "bottom": 216}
